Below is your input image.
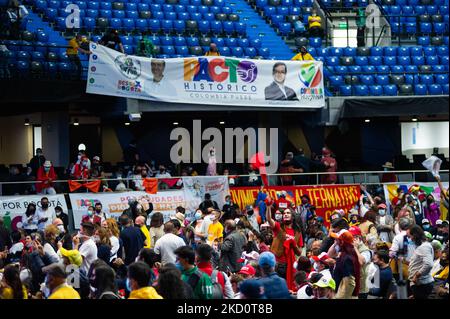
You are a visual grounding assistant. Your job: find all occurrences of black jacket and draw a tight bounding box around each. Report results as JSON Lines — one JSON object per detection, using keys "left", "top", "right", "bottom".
{"left": 264, "top": 82, "right": 298, "bottom": 101}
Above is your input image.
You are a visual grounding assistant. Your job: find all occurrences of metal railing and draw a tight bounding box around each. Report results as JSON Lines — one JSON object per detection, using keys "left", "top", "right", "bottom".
{"left": 0, "top": 169, "right": 448, "bottom": 195}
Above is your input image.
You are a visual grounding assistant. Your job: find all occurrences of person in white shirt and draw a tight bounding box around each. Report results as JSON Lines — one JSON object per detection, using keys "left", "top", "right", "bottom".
{"left": 155, "top": 165, "right": 171, "bottom": 178}
{"left": 153, "top": 221, "right": 185, "bottom": 265}
{"left": 37, "top": 197, "right": 55, "bottom": 232}
{"left": 21, "top": 203, "right": 39, "bottom": 235}
{"left": 146, "top": 59, "right": 176, "bottom": 98}
{"left": 311, "top": 252, "right": 333, "bottom": 281}
{"left": 198, "top": 208, "right": 214, "bottom": 241}
{"left": 73, "top": 222, "right": 98, "bottom": 274}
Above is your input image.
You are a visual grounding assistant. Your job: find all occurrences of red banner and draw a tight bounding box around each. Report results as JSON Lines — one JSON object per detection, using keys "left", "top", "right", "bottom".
{"left": 230, "top": 185, "right": 361, "bottom": 227}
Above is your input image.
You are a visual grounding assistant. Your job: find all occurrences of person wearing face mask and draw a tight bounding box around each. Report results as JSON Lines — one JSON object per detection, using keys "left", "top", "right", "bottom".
{"left": 21, "top": 203, "right": 38, "bottom": 235}
{"left": 28, "top": 148, "right": 46, "bottom": 177}
{"left": 155, "top": 165, "right": 171, "bottom": 178}
{"left": 421, "top": 219, "right": 436, "bottom": 237}
{"left": 311, "top": 252, "right": 333, "bottom": 281}
{"left": 430, "top": 249, "right": 449, "bottom": 298}
{"left": 376, "top": 203, "right": 395, "bottom": 243}
{"left": 292, "top": 46, "right": 315, "bottom": 61}
{"left": 71, "top": 155, "right": 91, "bottom": 180}
{"left": 219, "top": 219, "right": 247, "bottom": 273}
{"left": 53, "top": 206, "right": 68, "bottom": 231}
{"left": 424, "top": 194, "right": 441, "bottom": 227}
{"left": 191, "top": 209, "right": 204, "bottom": 246}
{"left": 312, "top": 276, "right": 336, "bottom": 299}
{"left": 93, "top": 202, "right": 108, "bottom": 225}
{"left": 36, "top": 197, "right": 55, "bottom": 232}
{"left": 73, "top": 222, "right": 98, "bottom": 274}
{"left": 36, "top": 160, "right": 57, "bottom": 195}
{"left": 221, "top": 195, "right": 239, "bottom": 223}
{"left": 266, "top": 204, "right": 303, "bottom": 291}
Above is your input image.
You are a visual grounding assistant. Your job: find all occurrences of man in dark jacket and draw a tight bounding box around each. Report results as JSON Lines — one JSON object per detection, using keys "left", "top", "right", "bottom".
{"left": 257, "top": 251, "right": 292, "bottom": 299}
{"left": 28, "top": 148, "right": 46, "bottom": 177}
{"left": 119, "top": 214, "right": 145, "bottom": 265}
{"left": 220, "top": 219, "right": 247, "bottom": 273}
{"left": 199, "top": 193, "right": 219, "bottom": 213}
{"left": 221, "top": 195, "right": 239, "bottom": 223}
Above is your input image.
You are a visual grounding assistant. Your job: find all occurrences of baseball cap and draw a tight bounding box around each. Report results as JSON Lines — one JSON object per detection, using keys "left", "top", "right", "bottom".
{"left": 378, "top": 203, "right": 387, "bottom": 209}
{"left": 59, "top": 248, "right": 82, "bottom": 267}
{"left": 239, "top": 265, "right": 256, "bottom": 276}
{"left": 171, "top": 212, "right": 186, "bottom": 227}
{"left": 424, "top": 231, "right": 433, "bottom": 240}
{"left": 422, "top": 218, "right": 430, "bottom": 225}
{"left": 239, "top": 279, "right": 265, "bottom": 299}
{"left": 243, "top": 251, "right": 260, "bottom": 262}
{"left": 348, "top": 226, "right": 362, "bottom": 237}
{"left": 312, "top": 252, "right": 329, "bottom": 263}
{"left": 42, "top": 263, "right": 67, "bottom": 279}
{"left": 93, "top": 156, "right": 100, "bottom": 161}
{"left": 312, "top": 276, "right": 336, "bottom": 290}
{"left": 436, "top": 219, "right": 443, "bottom": 226}
{"left": 330, "top": 229, "right": 354, "bottom": 244}
{"left": 258, "top": 251, "right": 276, "bottom": 268}
{"left": 43, "top": 160, "right": 51, "bottom": 167}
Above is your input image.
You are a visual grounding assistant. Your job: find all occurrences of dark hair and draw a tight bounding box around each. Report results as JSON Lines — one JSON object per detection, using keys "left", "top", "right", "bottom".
{"left": 196, "top": 244, "right": 213, "bottom": 263}
{"left": 25, "top": 203, "right": 37, "bottom": 217}
{"left": 128, "top": 262, "right": 152, "bottom": 288}
{"left": 54, "top": 205, "right": 63, "bottom": 212}
{"left": 95, "top": 202, "right": 102, "bottom": 208}
{"left": 119, "top": 214, "right": 130, "bottom": 226}
{"left": 11, "top": 230, "right": 21, "bottom": 243}
{"left": 294, "top": 271, "right": 307, "bottom": 285}
{"left": 375, "top": 250, "right": 390, "bottom": 264}
{"left": 171, "top": 219, "right": 181, "bottom": 230}
{"left": 296, "top": 256, "right": 312, "bottom": 272}
{"left": 4, "top": 264, "right": 24, "bottom": 299}
{"left": 94, "top": 265, "right": 117, "bottom": 298}
{"left": 164, "top": 221, "right": 175, "bottom": 233}
{"left": 363, "top": 211, "right": 377, "bottom": 223}
{"left": 272, "top": 62, "right": 287, "bottom": 74}
{"left": 41, "top": 197, "right": 49, "bottom": 203}
{"left": 81, "top": 222, "right": 95, "bottom": 236}
{"left": 138, "top": 248, "right": 160, "bottom": 269}
{"left": 408, "top": 225, "right": 426, "bottom": 246}
{"left": 174, "top": 246, "right": 195, "bottom": 265}
{"left": 308, "top": 272, "right": 323, "bottom": 284}
{"left": 156, "top": 264, "right": 187, "bottom": 299}
{"left": 176, "top": 206, "right": 185, "bottom": 215}
{"left": 150, "top": 212, "right": 164, "bottom": 228}
{"left": 204, "top": 193, "right": 211, "bottom": 200}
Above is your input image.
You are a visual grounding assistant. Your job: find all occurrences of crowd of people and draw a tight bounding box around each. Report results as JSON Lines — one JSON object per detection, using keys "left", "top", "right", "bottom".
{"left": 0, "top": 174, "right": 448, "bottom": 299}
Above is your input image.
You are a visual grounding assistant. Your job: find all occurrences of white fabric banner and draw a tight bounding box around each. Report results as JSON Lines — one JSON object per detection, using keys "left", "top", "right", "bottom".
{"left": 86, "top": 44, "right": 325, "bottom": 108}
{"left": 182, "top": 176, "right": 230, "bottom": 212}
{"left": 0, "top": 195, "right": 68, "bottom": 230}
{"left": 422, "top": 156, "right": 442, "bottom": 178}
{"left": 69, "top": 190, "right": 187, "bottom": 227}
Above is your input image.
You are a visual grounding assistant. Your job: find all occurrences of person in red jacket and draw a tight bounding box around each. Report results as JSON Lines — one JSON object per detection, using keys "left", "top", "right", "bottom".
{"left": 71, "top": 155, "right": 90, "bottom": 180}
{"left": 196, "top": 243, "right": 232, "bottom": 299}
{"left": 36, "top": 160, "right": 57, "bottom": 194}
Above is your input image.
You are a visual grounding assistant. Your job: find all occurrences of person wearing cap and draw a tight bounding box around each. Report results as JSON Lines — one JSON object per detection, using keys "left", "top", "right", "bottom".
{"left": 99, "top": 29, "right": 124, "bottom": 53}
{"left": 408, "top": 185, "right": 424, "bottom": 224}
{"left": 36, "top": 160, "right": 57, "bottom": 195}
{"left": 348, "top": 209, "right": 360, "bottom": 227}
{"left": 311, "top": 252, "right": 333, "bottom": 281}
{"left": 422, "top": 218, "right": 437, "bottom": 237}
{"left": 135, "top": 216, "right": 151, "bottom": 249}
{"left": 265, "top": 205, "right": 303, "bottom": 291}
{"left": 239, "top": 264, "right": 256, "bottom": 279}
{"left": 381, "top": 161, "right": 397, "bottom": 183}
{"left": 312, "top": 276, "right": 336, "bottom": 299}
{"left": 348, "top": 226, "right": 372, "bottom": 299}
{"left": 291, "top": 46, "right": 314, "bottom": 61}
{"left": 239, "top": 279, "right": 266, "bottom": 299}
{"left": 320, "top": 147, "right": 337, "bottom": 184}
{"left": 430, "top": 240, "right": 444, "bottom": 275}
{"left": 433, "top": 219, "right": 449, "bottom": 244}
{"left": 376, "top": 203, "right": 394, "bottom": 243}
{"left": 257, "top": 251, "right": 292, "bottom": 299}
{"left": 407, "top": 225, "right": 435, "bottom": 299}
{"left": 329, "top": 229, "right": 361, "bottom": 299}
{"left": 44, "top": 264, "right": 80, "bottom": 299}
{"left": 220, "top": 219, "right": 247, "bottom": 273}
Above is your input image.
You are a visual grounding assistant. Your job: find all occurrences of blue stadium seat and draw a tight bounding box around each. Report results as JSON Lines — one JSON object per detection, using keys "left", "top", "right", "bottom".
{"left": 127, "top": 11, "right": 139, "bottom": 19}
{"left": 414, "top": 84, "right": 427, "bottom": 95}
{"left": 441, "top": 56, "right": 449, "bottom": 65}
{"left": 405, "top": 65, "right": 419, "bottom": 73}
{"left": 250, "top": 38, "right": 262, "bottom": 49}
{"left": 309, "top": 37, "right": 322, "bottom": 48}
{"left": 277, "top": 6, "right": 289, "bottom": 15}
{"left": 209, "top": 6, "right": 221, "bottom": 14}
{"left": 369, "top": 85, "right": 383, "bottom": 96}
{"left": 215, "top": 0, "right": 226, "bottom": 7}
{"left": 190, "top": 13, "right": 202, "bottom": 21}
{"left": 315, "top": 48, "right": 328, "bottom": 57}
{"left": 410, "top": 47, "right": 423, "bottom": 56}
{"left": 219, "top": 46, "right": 230, "bottom": 56}
{"left": 176, "top": 46, "right": 189, "bottom": 55}
{"left": 264, "top": 6, "right": 276, "bottom": 17}
{"left": 329, "top": 76, "right": 345, "bottom": 86}
{"left": 432, "top": 65, "right": 445, "bottom": 72}
{"left": 165, "top": 11, "right": 177, "bottom": 20}
{"left": 402, "top": 6, "right": 414, "bottom": 15}
{"left": 139, "top": 3, "right": 150, "bottom": 11}
{"left": 212, "top": 37, "right": 225, "bottom": 47}
{"left": 391, "top": 65, "right": 404, "bottom": 73}
{"left": 223, "top": 21, "right": 234, "bottom": 34}
{"left": 245, "top": 47, "right": 257, "bottom": 58}
{"left": 235, "top": 22, "right": 246, "bottom": 35}
{"left": 100, "top": 2, "right": 112, "bottom": 10}
{"left": 232, "top": 47, "right": 244, "bottom": 57}
{"left": 426, "top": 56, "right": 439, "bottom": 65}
{"left": 377, "top": 65, "right": 390, "bottom": 73}
{"left": 163, "top": 4, "right": 174, "bottom": 12}
{"left": 86, "top": 9, "right": 99, "bottom": 18}
{"left": 370, "top": 47, "right": 383, "bottom": 56}
{"left": 149, "top": 19, "right": 161, "bottom": 33}
{"left": 383, "top": 85, "right": 398, "bottom": 96}
{"left": 113, "top": 10, "right": 126, "bottom": 19}
{"left": 185, "top": 5, "right": 196, "bottom": 14}
{"left": 173, "top": 37, "right": 186, "bottom": 47}
{"left": 160, "top": 36, "right": 174, "bottom": 46}
{"left": 427, "top": 5, "right": 438, "bottom": 15}
{"left": 417, "top": 36, "right": 430, "bottom": 46}
{"left": 222, "top": 6, "right": 232, "bottom": 14}
{"left": 153, "top": 11, "right": 165, "bottom": 20}
{"left": 16, "top": 51, "right": 30, "bottom": 61}
{"left": 344, "top": 47, "right": 357, "bottom": 56}
{"left": 360, "top": 75, "right": 375, "bottom": 85}
{"left": 178, "top": 12, "right": 189, "bottom": 20}
{"left": 99, "top": 10, "right": 112, "bottom": 18}
{"left": 355, "top": 56, "right": 368, "bottom": 66}
{"left": 423, "top": 46, "right": 436, "bottom": 56}
{"left": 58, "top": 62, "right": 72, "bottom": 75}
{"left": 434, "top": 23, "right": 446, "bottom": 33}
{"left": 135, "top": 19, "right": 148, "bottom": 31}
{"left": 412, "top": 56, "right": 425, "bottom": 65}
{"left": 45, "top": 8, "right": 58, "bottom": 21}
{"left": 354, "top": 85, "right": 369, "bottom": 96}
{"left": 420, "top": 74, "right": 434, "bottom": 85}
{"left": 198, "top": 5, "right": 208, "bottom": 15}
{"left": 384, "top": 56, "right": 397, "bottom": 66}
{"left": 31, "top": 51, "right": 45, "bottom": 62}
{"left": 435, "top": 74, "right": 449, "bottom": 85}
{"left": 162, "top": 46, "right": 176, "bottom": 56}
{"left": 326, "top": 56, "right": 340, "bottom": 66}
{"left": 110, "top": 18, "right": 122, "bottom": 30}
{"left": 238, "top": 38, "right": 250, "bottom": 48}
{"left": 35, "top": 0, "right": 47, "bottom": 12}
{"left": 161, "top": 20, "right": 173, "bottom": 33}
{"left": 186, "top": 37, "right": 199, "bottom": 46}
{"left": 126, "top": 3, "right": 138, "bottom": 11}
{"left": 348, "top": 65, "right": 362, "bottom": 73}
{"left": 405, "top": 23, "right": 417, "bottom": 33}
{"left": 420, "top": 22, "right": 433, "bottom": 33}
{"left": 225, "top": 38, "right": 237, "bottom": 47}
{"left": 384, "top": 47, "right": 397, "bottom": 56}
{"left": 369, "top": 56, "right": 382, "bottom": 66}
{"left": 437, "top": 46, "right": 449, "bottom": 56}
{"left": 122, "top": 18, "right": 134, "bottom": 31}
{"left": 362, "top": 65, "right": 376, "bottom": 74}
{"left": 428, "top": 84, "right": 443, "bottom": 95}
{"left": 36, "top": 31, "right": 49, "bottom": 43}
{"left": 121, "top": 36, "right": 133, "bottom": 46}
{"left": 376, "top": 75, "right": 389, "bottom": 85}
{"left": 397, "top": 47, "right": 410, "bottom": 56}
{"left": 329, "top": 47, "right": 344, "bottom": 57}
{"left": 443, "top": 84, "right": 449, "bottom": 94}
{"left": 334, "top": 66, "right": 348, "bottom": 74}
{"left": 279, "top": 23, "right": 292, "bottom": 36}
{"left": 258, "top": 47, "right": 270, "bottom": 59}
{"left": 415, "top": 5, "right": 426, "bottom": 15}
{"left": 339, "top": 85, "right": 352, "bottom": 96}
{"left": 209, "top": 21, "right": 222, "bottom": 34}
{"left": 398, "top": 56, "right": 411, "bottom": 66}
{"left": 151, "top": 4, "right": 162, "bottom": 12}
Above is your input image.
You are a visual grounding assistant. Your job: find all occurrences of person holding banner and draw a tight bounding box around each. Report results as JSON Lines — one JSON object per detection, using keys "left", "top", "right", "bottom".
{"left": 265, "top": 202, "right": 303, "bottom": 291}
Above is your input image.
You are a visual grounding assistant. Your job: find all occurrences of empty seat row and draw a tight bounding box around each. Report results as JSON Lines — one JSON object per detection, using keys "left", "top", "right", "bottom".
{"left": 384, "top": 5, "right": 447, "bottom": 15}
{"left": 120, "top": 35, "right": 261, "bottom": 48}
{"left": 323, "top": 55, "right": 448, "bottom": 66}
{"left": 308, "top": 45, "right": 449, "bottom": 57}
{"left": 324, "top": 64, "right": 449, "bottom": 75}
{"left": 329, "top": 74, "right": 449, "bottom": 86}
{"left": 382, "top": 0, "right": 447, "bottom": 6}
{"left": 339, "top": 84, "right": 448, "bottom": 96}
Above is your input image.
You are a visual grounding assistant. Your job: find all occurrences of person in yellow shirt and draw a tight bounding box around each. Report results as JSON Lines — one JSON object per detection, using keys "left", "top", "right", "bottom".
{"left": 207, "top": 210, "right": 224, "bottom": 244}
{"left": 308, "top": 10, "right": 323, "bottom": 38}
{"left": 205, "top": 43, "right": 220, "bottom": 56}
{"left": 292, "top": 46, "right": 315, "bottom": 61}
{"left": 0, "top": 264, "right": 28, "bottom": 299}
{"left": 135, "top": 215, "right": 151, "bottom": 249}
{"left": 43, "top": 264, "right": 80, "bottom": 299}
{"left": 128, "top": 262, "right": 163, "bottom": 299}
{"left": 67, "top": 34, "right": 91, "bottom": 79}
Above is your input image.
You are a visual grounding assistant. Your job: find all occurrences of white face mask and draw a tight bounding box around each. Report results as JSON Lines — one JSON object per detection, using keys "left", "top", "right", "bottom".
{"left": 335, "top": 244, "right": 340, "bottom": 253}
{"left": 275, "top": 214, "right": 283, "bottom": 221}
{"left": 313, "top": 263, "right": 320, "bottom": 272}
{"left": 57, "top": 225, "right": 65, "bottom": 233}
{"left": 379, "top": 209, "right": 386, "bottom": 216}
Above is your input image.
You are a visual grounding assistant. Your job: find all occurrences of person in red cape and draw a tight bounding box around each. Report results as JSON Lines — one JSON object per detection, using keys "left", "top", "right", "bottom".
{"left": 36, "top": 160, "right": 57, "bottom": 194}
{"left": 265, "top": 199, "right": 303, "bottom": 292}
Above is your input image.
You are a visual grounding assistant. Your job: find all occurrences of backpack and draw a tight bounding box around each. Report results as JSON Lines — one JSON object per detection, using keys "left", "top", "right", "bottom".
{"left": 210, "top": 270, "right": 224, "bottom": 299}
{"left": 186, "top": 270, "right": 203, "bottom": 295}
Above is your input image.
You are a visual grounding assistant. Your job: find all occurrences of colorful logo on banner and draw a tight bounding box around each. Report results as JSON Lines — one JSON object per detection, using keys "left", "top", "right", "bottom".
{"left": 299, "top": 63, "right": 322, "bottom": 88}
{"left": 230, "top": 185, "right": 360, "bottom": 227}
{"left": 184, "top": 58, "right": 258, "bottom": 83}
{"left": 114, "top": 55, "right": 141, "bottom": 79}
{"left": 117, "top": 79, "right": 143, "bottom": 93}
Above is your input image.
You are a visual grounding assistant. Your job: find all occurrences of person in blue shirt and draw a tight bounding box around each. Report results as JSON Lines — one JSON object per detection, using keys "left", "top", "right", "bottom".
{"left": 256, "top": 251, "right": 292, "bottom": 299}
{"left": 369, "top": 250, "right": 394, "bottom": 299}
{"left": 255, "top": 186, "right": 267, "bottom": 223}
